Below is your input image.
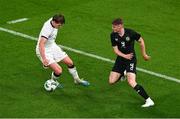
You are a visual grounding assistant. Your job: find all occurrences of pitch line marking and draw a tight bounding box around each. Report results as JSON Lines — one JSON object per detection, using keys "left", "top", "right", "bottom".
{"left": 0, "top": 27, "right": 179, "bottom": 84}
{"left": 7, "top": 18, "right": 29, "bottom": 24}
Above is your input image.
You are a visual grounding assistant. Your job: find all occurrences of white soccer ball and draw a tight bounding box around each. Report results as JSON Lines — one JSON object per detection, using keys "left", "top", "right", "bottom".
{"left": 44, "top": 79, "right": 57, "bottom": 91}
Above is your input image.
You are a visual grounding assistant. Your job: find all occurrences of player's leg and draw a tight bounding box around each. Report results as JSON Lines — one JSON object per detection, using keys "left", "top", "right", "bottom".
{"left": 36, "top": 46, "right": 64, "bottom": 89}
{"left": 127, "top": 72, "right": 150, "bottom": 100}
{"left": 126, "top": 62, "right": 154, "bottom": 107}
{"left": 109, "top": 71, "right": 121, "bottom": 84}
{"left": 48, "top": 62, "right": 63, "bottom": 88}
{"left": 49, "top": 62, "right": 62, "bottom": 80}
{"left": 109, "top": 57, "right": 126, "bottom": 84}
{"left": 37, "top": 53, "right": 63, "bottom": 88}
{"left": 53, "top": 45, "right": 89, "bottom": 86}
{"left": 62, "top": 56, "right": 90, "bottom": 86}
{"left": 62, "top": 56, "right": 79, "bottom": 80}
{"left": 36, "top": 50, "right": 62, "bottom": 81}
{"left": 53, "top": 45, "right": 77, "bottom": 79}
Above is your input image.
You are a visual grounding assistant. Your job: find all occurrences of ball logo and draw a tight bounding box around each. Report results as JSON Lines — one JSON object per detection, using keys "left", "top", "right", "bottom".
{"left": 126, "top": 37, "right": 130, "bottom": 41}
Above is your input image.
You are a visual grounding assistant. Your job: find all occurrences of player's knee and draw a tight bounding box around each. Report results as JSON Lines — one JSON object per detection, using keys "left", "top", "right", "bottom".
{"left": 128, "top": 79, "right": 136, "bottom": 87}
{"left": 109, "top": 77, "right": 115, "bottom": 85}
{"left": 54, "top": 67, "right": 62, "bottom": 75}
{"left": 66, "top": 60, "right": 74, "bottom": 67}
{"left": 64, "top": 57, "right": 74, "bottom": 67}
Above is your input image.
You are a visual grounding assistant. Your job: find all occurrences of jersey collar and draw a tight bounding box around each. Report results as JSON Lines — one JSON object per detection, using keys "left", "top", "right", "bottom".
{"left": 118, "top": 28, "right": 125, "bottom": 37}
{"left": 50, "top": 20, "right": 55, "bottom": 28}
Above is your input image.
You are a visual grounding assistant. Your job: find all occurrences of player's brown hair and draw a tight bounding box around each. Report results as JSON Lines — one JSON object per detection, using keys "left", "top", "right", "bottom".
{"left": 52, "top": 14, "right": 65, "bottom": 24}
{"left": 112, "top": 18, "right": 123, "bottom": 25}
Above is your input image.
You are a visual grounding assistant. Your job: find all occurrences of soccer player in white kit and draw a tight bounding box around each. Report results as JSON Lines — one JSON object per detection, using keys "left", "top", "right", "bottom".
{"left": 36, "top": 14, "right": 90, "bottom": 87}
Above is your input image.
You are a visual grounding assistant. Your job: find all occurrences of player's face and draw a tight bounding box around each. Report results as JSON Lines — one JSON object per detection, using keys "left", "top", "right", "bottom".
{"left": 54, "top": 23, "right": 62, "bottom": 29}
{"left": 112, "top": 24, "right": 123, "bottom": 33}
{"left": 53, "top": 21, "right": 63, "bottom": 29}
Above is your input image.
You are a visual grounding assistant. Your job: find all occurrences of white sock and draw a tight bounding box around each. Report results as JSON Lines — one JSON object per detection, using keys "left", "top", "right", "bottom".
{"left": 51, "top": 72, "right": 60, "bottom": 81}
{"left": 68, "top": 67, "right": 80, "bottom": 81}
{"left": 124, "top": 70, "right": 127, "bottom": 76}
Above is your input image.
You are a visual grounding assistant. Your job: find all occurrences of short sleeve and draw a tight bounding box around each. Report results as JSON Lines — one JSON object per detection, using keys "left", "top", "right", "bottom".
{"left": 111, "top": 33, "right": 117, "bottom": 46}
{"left": 40, "top": 24, "right": 52, "bottom": 39}
{"left": 131, "top": 30, "right": 141, "bottom": 41}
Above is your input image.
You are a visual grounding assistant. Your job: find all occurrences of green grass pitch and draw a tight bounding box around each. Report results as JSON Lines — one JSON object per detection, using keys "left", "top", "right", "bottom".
{"left": 0, "top": 0, "right": 180, "bottom": 118}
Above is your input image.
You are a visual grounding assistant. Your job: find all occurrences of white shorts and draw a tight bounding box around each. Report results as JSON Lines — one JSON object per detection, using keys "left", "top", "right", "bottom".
{"left": 36, "top": 44, "right": 68, "bottom": 66}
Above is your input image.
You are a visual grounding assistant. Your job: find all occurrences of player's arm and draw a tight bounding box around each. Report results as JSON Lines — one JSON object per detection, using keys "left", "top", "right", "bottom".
{"left": 39, "top": 37, "right": 49, "bottom": 66}
{"left": 113, "top": 46, "right": 133, "bottom": 60}
{"left": 138, "top": 37, "right": 151, "bottom": 61}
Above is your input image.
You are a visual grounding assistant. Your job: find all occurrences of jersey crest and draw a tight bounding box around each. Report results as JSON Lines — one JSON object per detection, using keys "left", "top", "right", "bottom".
{"left": 126, "top": 36, "right": 130, "bottom": 41}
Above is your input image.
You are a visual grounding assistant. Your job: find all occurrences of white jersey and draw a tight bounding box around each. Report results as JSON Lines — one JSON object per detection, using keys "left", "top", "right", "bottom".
{"left": 36, "top": 18, "right": 68, "bottom": 65}
{"left": 36, "top": 18, "right": 58, "bottom": 52}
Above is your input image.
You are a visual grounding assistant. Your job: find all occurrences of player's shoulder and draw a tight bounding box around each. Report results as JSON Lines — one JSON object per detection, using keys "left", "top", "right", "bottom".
{"left": 43, "top": 18, "right": 53, "bottom": 29}
{"left": 125, "top": 28, "right": 136, "bottom": 33}
{"left": 125, "top": 28, "right": 141, "bottom": 41}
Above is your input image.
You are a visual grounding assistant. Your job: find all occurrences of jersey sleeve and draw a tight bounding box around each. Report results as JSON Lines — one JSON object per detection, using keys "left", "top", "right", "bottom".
{"left": 131, "top": 30, "right": 141, "bottom": 41}
{"left": 40, "top": 24, "right": 51, "bottom": 39}
{"left": 111, "top": 33, "right": 117, "bottom": 46}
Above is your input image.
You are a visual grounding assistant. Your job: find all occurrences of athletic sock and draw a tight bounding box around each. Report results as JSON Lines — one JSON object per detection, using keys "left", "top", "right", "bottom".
{"left": 68, "top": 65, "right": 80, "bottom": 80}
{"left": 134, "top": 84, "right": 149, "bottom": 100}
{"left": 51, "top": 72, "right": 61, "bottom": 81}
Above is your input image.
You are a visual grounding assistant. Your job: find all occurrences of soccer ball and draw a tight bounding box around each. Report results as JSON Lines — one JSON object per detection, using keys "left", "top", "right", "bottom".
{"left": 44, "top": 79, "right": 57, "bottom": 91}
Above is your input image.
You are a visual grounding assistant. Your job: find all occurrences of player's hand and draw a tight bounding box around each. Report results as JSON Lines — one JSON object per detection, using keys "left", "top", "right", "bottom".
{"left": 42, "top": 58, "right": 49, "bottom": 66}
{"left": 124, "top": 53, "right": 133, "bottom": 60}
{"left": 143, "top": 54, "right": 151, "bottom": 61}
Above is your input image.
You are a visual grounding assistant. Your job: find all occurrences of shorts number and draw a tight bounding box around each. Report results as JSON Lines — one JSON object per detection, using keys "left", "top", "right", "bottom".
{"left": 130, "top": 63, "right": 134, "bottom": 71}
